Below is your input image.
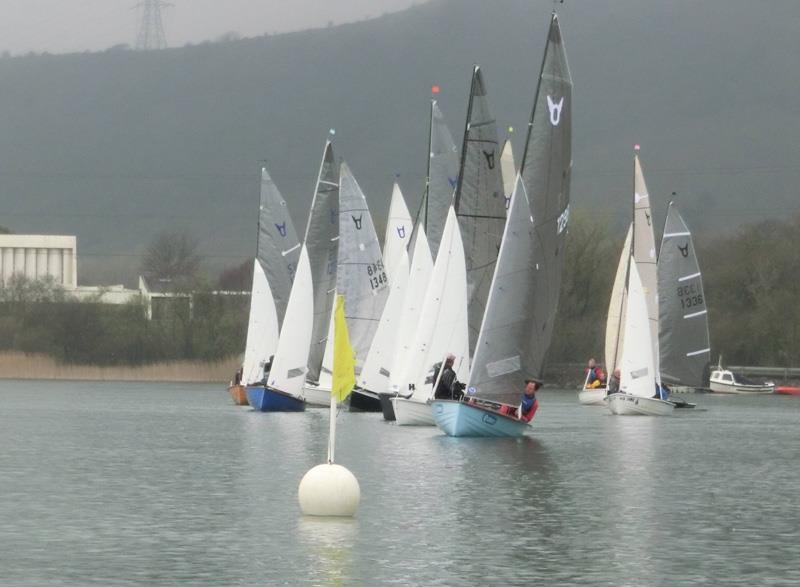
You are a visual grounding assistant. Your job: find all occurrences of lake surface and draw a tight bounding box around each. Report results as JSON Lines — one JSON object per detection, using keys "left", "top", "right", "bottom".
{"left": 1, "top": 380, "right": 798, "bottom": 586}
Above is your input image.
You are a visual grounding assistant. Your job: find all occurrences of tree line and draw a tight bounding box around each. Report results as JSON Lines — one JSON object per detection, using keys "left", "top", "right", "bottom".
{"left": 0, "top": 215, "right": 798, "bottom": 369}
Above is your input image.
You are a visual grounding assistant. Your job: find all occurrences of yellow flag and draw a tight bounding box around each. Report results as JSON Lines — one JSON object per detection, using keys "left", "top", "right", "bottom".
{"left": 332, "top": 295, "right": 356, "bottom": 403}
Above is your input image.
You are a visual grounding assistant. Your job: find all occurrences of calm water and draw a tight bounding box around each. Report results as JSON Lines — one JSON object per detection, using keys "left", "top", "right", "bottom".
{"left": 1, "top": 381, "right": 798, "bottom": 586}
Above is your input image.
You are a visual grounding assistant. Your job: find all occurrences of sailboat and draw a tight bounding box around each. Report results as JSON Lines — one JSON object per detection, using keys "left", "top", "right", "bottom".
{"left": 432, "top": 12, "right": 572, "bottom": 437}
{"left": 657, "top": 201, "right": 711, "bottom": 391}
{"left": 336, "top": 162, "right": 390, "bottom": 411}
{"left": 230, "top": 165, "right": 300, "bottom": 405}
{"left": 392, "top": 207, "right": 469, "bottom": 426}
{"left": 605, "top": 153, "right": 674, "bottom": 416}
{"left": 578, "top": 225, "right": 632, "bottom": 406}
{"left": 246, "top": 245, "right": 314, "bottom": 411}
{"left": 301, "top": 140, "right": 340, "bottom": 408}
{"left": 606, "top": 259, "right": 674, "bottom": 415}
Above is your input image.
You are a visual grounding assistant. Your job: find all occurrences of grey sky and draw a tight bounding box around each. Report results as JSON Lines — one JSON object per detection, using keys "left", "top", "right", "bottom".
{"left": 0, "top": 0, "right": 419, "bottom": 54}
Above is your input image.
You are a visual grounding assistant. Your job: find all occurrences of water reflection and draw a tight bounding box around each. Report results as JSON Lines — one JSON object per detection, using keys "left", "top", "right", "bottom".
{"left": 297, "top": 517, "right": 358, "bottom": 586}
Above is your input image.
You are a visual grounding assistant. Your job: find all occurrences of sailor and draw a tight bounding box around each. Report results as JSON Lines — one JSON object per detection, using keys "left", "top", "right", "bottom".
{"left": 261, "top": 355, "right": 274, "bottom": 384}
{"left": 585, "top": 358, "right": 606, "bottom": 388}
{"left": 519, "top": 378, "right": 541, "bottom": 422}
{"left": 433, "top": 354, "right": 464, "bottom": 400}
{"left": 233, "top": 366, "right": 243, "bottom": 386}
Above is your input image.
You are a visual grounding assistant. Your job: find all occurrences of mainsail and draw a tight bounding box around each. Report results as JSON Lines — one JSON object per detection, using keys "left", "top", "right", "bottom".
{"left": 256, "top": 166, "right": 301, "bottom": 329}
{"left": 412, "top": 100, "right": 459, "bottom": 261}
{"left": 337, "top": 162, "right": 390, "bottom": 372}
{"left": 382, "top": 182, "right": 412, "bottom": 280}
{"left": 658, "top": 202, "right": 711, "bottom": 387}
{"left": 517, "top": 12, "right": 573, "bottom": 378}
{"left": 304, "top": 141, "right": 339, "bottom": 384}
{"left": 632, "top": 154, "right": 661, "bottom": 381}
{"left": 454, "top": 65, "right": 506, "bottom": 356}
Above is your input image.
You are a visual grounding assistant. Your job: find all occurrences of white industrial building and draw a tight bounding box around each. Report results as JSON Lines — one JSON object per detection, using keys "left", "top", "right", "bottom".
{"left": 0, "top": 234, "right": 78, "bottom": 287}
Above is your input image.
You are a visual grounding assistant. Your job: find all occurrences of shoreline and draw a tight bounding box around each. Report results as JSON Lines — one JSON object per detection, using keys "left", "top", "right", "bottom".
{"left": 0, "top": 352, "right": 239, "bottom": 384}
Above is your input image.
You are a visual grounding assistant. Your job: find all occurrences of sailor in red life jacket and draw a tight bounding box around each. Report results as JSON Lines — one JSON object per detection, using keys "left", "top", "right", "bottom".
{"left": 519, "top": 378, "right": 541, "bottom": 423}
{"left": 585, "top": 358, "right": 606, "bottom": 388}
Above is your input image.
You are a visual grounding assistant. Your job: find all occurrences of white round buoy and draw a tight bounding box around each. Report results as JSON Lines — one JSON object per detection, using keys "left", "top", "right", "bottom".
{"left": 298, "top": 463, "right": 360, "bottom": 517}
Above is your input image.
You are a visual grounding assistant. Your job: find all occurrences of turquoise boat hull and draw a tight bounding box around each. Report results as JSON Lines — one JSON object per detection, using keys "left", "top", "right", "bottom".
{"left": 432, "top": 400, "right": 530, "bottom": 438}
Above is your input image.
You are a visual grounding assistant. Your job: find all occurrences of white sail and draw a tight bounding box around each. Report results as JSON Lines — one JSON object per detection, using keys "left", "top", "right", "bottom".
{"left": 619, "top": 259, "right": 656, "bottom": 398}
{"left": 359, "top": 250, "right": 410, "bottom": 393}
{"left": 316, "top": 303, "right": 336, "bottom": 391}
{"left": 267, "top": 245, "right": 314, "bottom": 399}
{"left": 241, "top": 259, "right": 279, "bottom": 385}
{"left": 390, "top": 225, "right": 434, "bottom": 393}
{"left": 382, "top": 182, "right": 412, "bottom": 280}
{"left": 402, "top": 207, "right": 469, "bottom": 402}
{"left": 633, "top": 155, "right": 660, "bottom": 381}
{"left": 500, "top": 139, "right": 516, "bottom": 210}
{"left": 605, "top": 224, "right": 632, "bottom": 374}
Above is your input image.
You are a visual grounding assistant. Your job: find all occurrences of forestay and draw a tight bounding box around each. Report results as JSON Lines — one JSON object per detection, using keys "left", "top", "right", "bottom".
{"left": 454, "top": 65, "right": 506, "bottom": 357}
{"left": 337, "top": 162, "right": 390, "bottom": 373}
{"left": 518, "top": 13, "right": 573, "bottom": 378}
{"left": 605, "top": 224, "right": 632, "bottom": 374}
{"left": 267, "top": 246, "right": 314, "bottom": 399}
{"left": 257, "top": 166, "right": 301, "bottom": 329}
{"left": 619, "top": 260, "right": 656, "bottom": 398}
{"left": 658, "top": 202, "right": 710, "bottom": 387}
{"left": 242, "top": 259, "right": 279, "bottom": 385}
{"left": 304, "top": 141, "right": 339, "bottom": 384}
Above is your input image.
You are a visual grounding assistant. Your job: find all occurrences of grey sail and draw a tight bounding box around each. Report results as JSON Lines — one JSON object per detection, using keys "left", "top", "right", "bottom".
{"left": 518, "top": 12, "right": 573, "bottom": 377}
{"left": 414, "top": 100, "right": 459, "bottom": 261}
{"left": 467, "top": 176, "right": 537, "bottom": 404}
{"left": 304, "top": 140, "right": 339, "bottom": 384}
{"left": 256, "top": 166, "right": 301, "bottom": 329}
{"left": 658, "top": 202, "right": 711, "bottom": 387}
{"left": 454, "top": 66, "right": 506, "bottom": 356}
{"left": 337, "top": 161, "right": 390, "bottom": 373}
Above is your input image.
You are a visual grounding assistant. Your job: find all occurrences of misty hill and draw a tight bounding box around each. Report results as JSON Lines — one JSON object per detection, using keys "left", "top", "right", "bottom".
{"left": 1, "top": 0, "right": 798, "bottom": 285}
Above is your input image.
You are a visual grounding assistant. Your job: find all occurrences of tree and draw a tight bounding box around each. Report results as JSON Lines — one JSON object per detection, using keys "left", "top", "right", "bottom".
{"left": 218, "top": 259, "right": 252, "bottom": 292}
{"left": 140, "top": 231, "right": 201, "bottom": 287}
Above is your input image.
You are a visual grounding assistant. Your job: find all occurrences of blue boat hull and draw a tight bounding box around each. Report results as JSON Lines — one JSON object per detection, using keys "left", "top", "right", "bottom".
{"left": 432, "top": 400, "right": 530, "bottom": 437}
{"left": 246, "top": 386, "right": 306, "bottom": 412}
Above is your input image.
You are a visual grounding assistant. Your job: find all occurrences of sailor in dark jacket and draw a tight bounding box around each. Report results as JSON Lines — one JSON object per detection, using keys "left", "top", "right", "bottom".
{"left": 433, "top": 354, "right": 463, "bottom": 400}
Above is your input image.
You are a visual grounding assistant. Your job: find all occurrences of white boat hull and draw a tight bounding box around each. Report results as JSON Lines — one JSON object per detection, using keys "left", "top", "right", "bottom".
{"left": 302, "top": 383, "right": 331, "bottom": 408}
{"left": 578, "top": 388, "right": 607, "bottom": 406}
{"left": 607, "top": 393, "right": 674, "bottom": 416}
{"left": 709, "top": 381, "right": 774, "bottom": 394}
{"left": 392, "top": 397, "right": 435, "bottom": 426}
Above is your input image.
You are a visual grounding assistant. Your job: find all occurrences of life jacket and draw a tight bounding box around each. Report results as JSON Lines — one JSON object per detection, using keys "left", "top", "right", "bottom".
{"left": 520, "top": 397, "right": 539, "bottom": 423}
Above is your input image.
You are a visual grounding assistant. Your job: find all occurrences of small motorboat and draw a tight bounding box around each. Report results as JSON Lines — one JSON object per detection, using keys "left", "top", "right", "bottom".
{"left": 709, "top": 367, "right": 774, "bottom": 394}
{"left": 775, "top": 386, "right": 800, "bottom": 396}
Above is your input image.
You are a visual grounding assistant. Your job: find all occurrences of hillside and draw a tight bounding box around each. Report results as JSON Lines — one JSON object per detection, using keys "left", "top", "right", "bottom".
{"left": 1, "top": 0, "right": 798, "bottom": 284}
